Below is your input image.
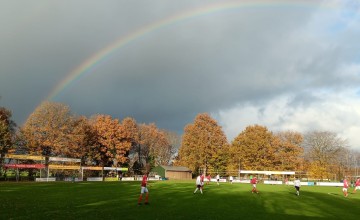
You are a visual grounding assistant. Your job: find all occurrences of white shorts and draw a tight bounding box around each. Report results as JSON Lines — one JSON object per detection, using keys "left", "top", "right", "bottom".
{"left": 252, "top": 184, "right": 256, "bottom": 188}
{"left": 356, "top": 186, "right": 360, "bottom": 190}
{"left": 342, "top": 188, "right": 348, "bottom": 192}
{"left": 141, "top": 186, "right": 149, "bottom": 194}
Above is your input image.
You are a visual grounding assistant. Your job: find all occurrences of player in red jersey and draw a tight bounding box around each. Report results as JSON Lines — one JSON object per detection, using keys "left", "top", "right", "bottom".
{"left": 343, "top": 177, "right": 349, "bottom": 197}
{"left": 284, "top": 177, "right": 289, "bottom": 186}
{"left": 251, "top": 176, "right": 259, "bottom": 193}
{"left": 206, "top": 174, "right": 211, "bottom": 185}
{"left": 138, "top": 172, "right": 149, "bottom": 205}
{"left": 353, "top": 177, "right": 360, "bottom": 193}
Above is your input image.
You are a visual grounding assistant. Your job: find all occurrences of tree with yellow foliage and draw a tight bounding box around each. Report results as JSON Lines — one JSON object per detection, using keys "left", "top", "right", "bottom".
{"left": 274, "top": 131, "right": 304, "bottom": 171}
{"left": 230, "top": 125, "right": 278, "bottom": 171}
{"left": 177, "top": 113, "right": 228, "bottom": 175}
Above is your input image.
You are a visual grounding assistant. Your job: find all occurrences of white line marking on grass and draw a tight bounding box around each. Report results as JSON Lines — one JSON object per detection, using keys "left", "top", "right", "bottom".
{"left": 327, "top": 193, "right": 340, "bottom": 196}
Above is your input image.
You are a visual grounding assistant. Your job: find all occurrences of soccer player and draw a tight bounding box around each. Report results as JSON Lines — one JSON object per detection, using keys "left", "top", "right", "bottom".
{"left": 194, "top": 174, "right": 204, "bottom": 194}
{"left": 353, "top": 177, "right": 360, "bottom": 193}
{"left": 229, "top": 176, "right": 233, "bottom": 184}
{"left": 138, "top": 172, "right": 149, "bottom": 205}
{"left": 343, "top": 177, "right": 349, "bottom": 197}
{"left": 206, "top": 174, "right": 211, "bottom": 185}
{"left": 251, "top": 176, "right": 259, "bottom": 193}
{"left": 284, "top": 177, "right": 289, "bottom": 186}
{"left": 216, "top": 174, "right": 220, "bottom": 185}
{"left": 294, "top": 177, "right": 301, "bottom": 196}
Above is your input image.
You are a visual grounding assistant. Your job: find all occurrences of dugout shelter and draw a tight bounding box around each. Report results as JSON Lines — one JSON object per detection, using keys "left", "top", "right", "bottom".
{"left": 152, "top": 165, "right": 192, "bottom": 180}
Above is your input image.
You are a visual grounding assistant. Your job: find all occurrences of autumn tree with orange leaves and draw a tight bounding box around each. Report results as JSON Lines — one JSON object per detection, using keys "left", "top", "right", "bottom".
{"left": 71, "top": 116, "right": 100, "bottom": 165}
{"left": 230, "top": 125, "right": 279, "bottom": 171}
{"left": 0, "top": 105, "right": 16, "bottom": 174}
{"left": 22, "top": 101, "right": 83, "bottom": 158}
{"left": 177, "top": 113, "right": 229, "bottom": 176}
{"left": 274, "top": 131, "right": 304, "bottom": 171}
{"left": 89, "top": 114, "right": 132, "bottom": 167}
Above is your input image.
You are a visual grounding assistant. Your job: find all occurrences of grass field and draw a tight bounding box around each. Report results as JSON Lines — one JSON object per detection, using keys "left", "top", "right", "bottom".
{"left": 1, "top": 180, "right": 359, "bottom": 220}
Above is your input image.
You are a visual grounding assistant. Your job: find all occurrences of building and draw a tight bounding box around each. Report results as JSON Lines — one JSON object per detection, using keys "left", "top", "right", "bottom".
{"left": 152, "top": 165, "right": 192, "bottom": 180}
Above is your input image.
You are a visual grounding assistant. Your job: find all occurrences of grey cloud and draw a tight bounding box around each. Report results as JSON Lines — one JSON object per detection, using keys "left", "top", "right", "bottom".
{"left": 1, "top": 0, "right": 359, "bottom": 135}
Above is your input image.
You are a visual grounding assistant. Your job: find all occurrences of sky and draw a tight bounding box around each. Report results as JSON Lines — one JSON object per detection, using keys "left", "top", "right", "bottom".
{"left": 1, "top": 0, "right": 360, "bottom": 149}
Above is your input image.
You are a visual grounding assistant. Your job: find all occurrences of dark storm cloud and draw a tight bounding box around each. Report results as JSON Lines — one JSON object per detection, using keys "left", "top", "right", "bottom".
{"left": 1, "top": 0, "right": 360, "bottom": 148}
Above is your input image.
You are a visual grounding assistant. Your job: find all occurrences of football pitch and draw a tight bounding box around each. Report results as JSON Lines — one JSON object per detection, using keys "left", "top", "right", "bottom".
{"left": 0, "top": 180, "right": 359, "bottom": 220}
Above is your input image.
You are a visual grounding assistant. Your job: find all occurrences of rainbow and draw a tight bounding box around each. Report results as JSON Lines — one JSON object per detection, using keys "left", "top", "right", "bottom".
{"left": 46, "top": 0, "right": 334, "bottom": 101}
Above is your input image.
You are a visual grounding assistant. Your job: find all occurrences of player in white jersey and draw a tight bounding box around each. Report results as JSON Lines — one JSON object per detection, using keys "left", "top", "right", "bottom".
{"left": 194, "top": 174, "right": 204, "bottom": 194}
{"left": 294, "top": 177, "right": 301, "bottom": 196}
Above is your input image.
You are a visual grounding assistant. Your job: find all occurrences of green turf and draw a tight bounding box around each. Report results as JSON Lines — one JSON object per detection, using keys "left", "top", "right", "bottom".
{"left": 0, "top": 181, "right": 359, "bottom": 220}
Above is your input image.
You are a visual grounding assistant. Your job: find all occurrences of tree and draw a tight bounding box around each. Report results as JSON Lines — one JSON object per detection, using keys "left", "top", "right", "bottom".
{"left": 308, "top": 160, "right": 328, "bottom": 180}
{"left": 0, "top": 106, "right": 16, "bottom": 154}
{"left": 122, "top": 117, "right": 140, "bottom": 147}
{"left": 138, "top": 123, "right": 171, "bottom": 169}
{"left": 274, "top": 131, "right": 304, "bottom": 171}
{"left": 230, "top": 125, "right": 278, "bottom": 171}
{"left": 162, "top": 130, "right": 181, "bottom": 164}
{"left": 21, "top": 101, "right": 88, "bottom": 178}
{"left": 346, "top": 149, "right": 360, "bottom": 178}
{"left": 0, "top": 106, "right": 16, "bottom": 174}
{"left": 177, "top": 113, "right": 229, "bottom": 175}
{"left": 151, "top": 129, "right": 172, "bottom": 166}
{"left": 89, "top": 114, "right": 132, "bottom": 167}
{"left": 70, "top": 116, "right": 99, "bottom": 165}
{"left": 303, "top": 131, "right": 347, "bottom": 180}
{"left": 22, "top": 101, "right": 80, "bottom": 157}
{"left": 333, "top": 146, "right": 355, "bottom": 181}
{"left": 122, "top": 117, "right": 141, "bottom": 173}
{"left": 125, "top": 121, "right": 172, "bottom": 174}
